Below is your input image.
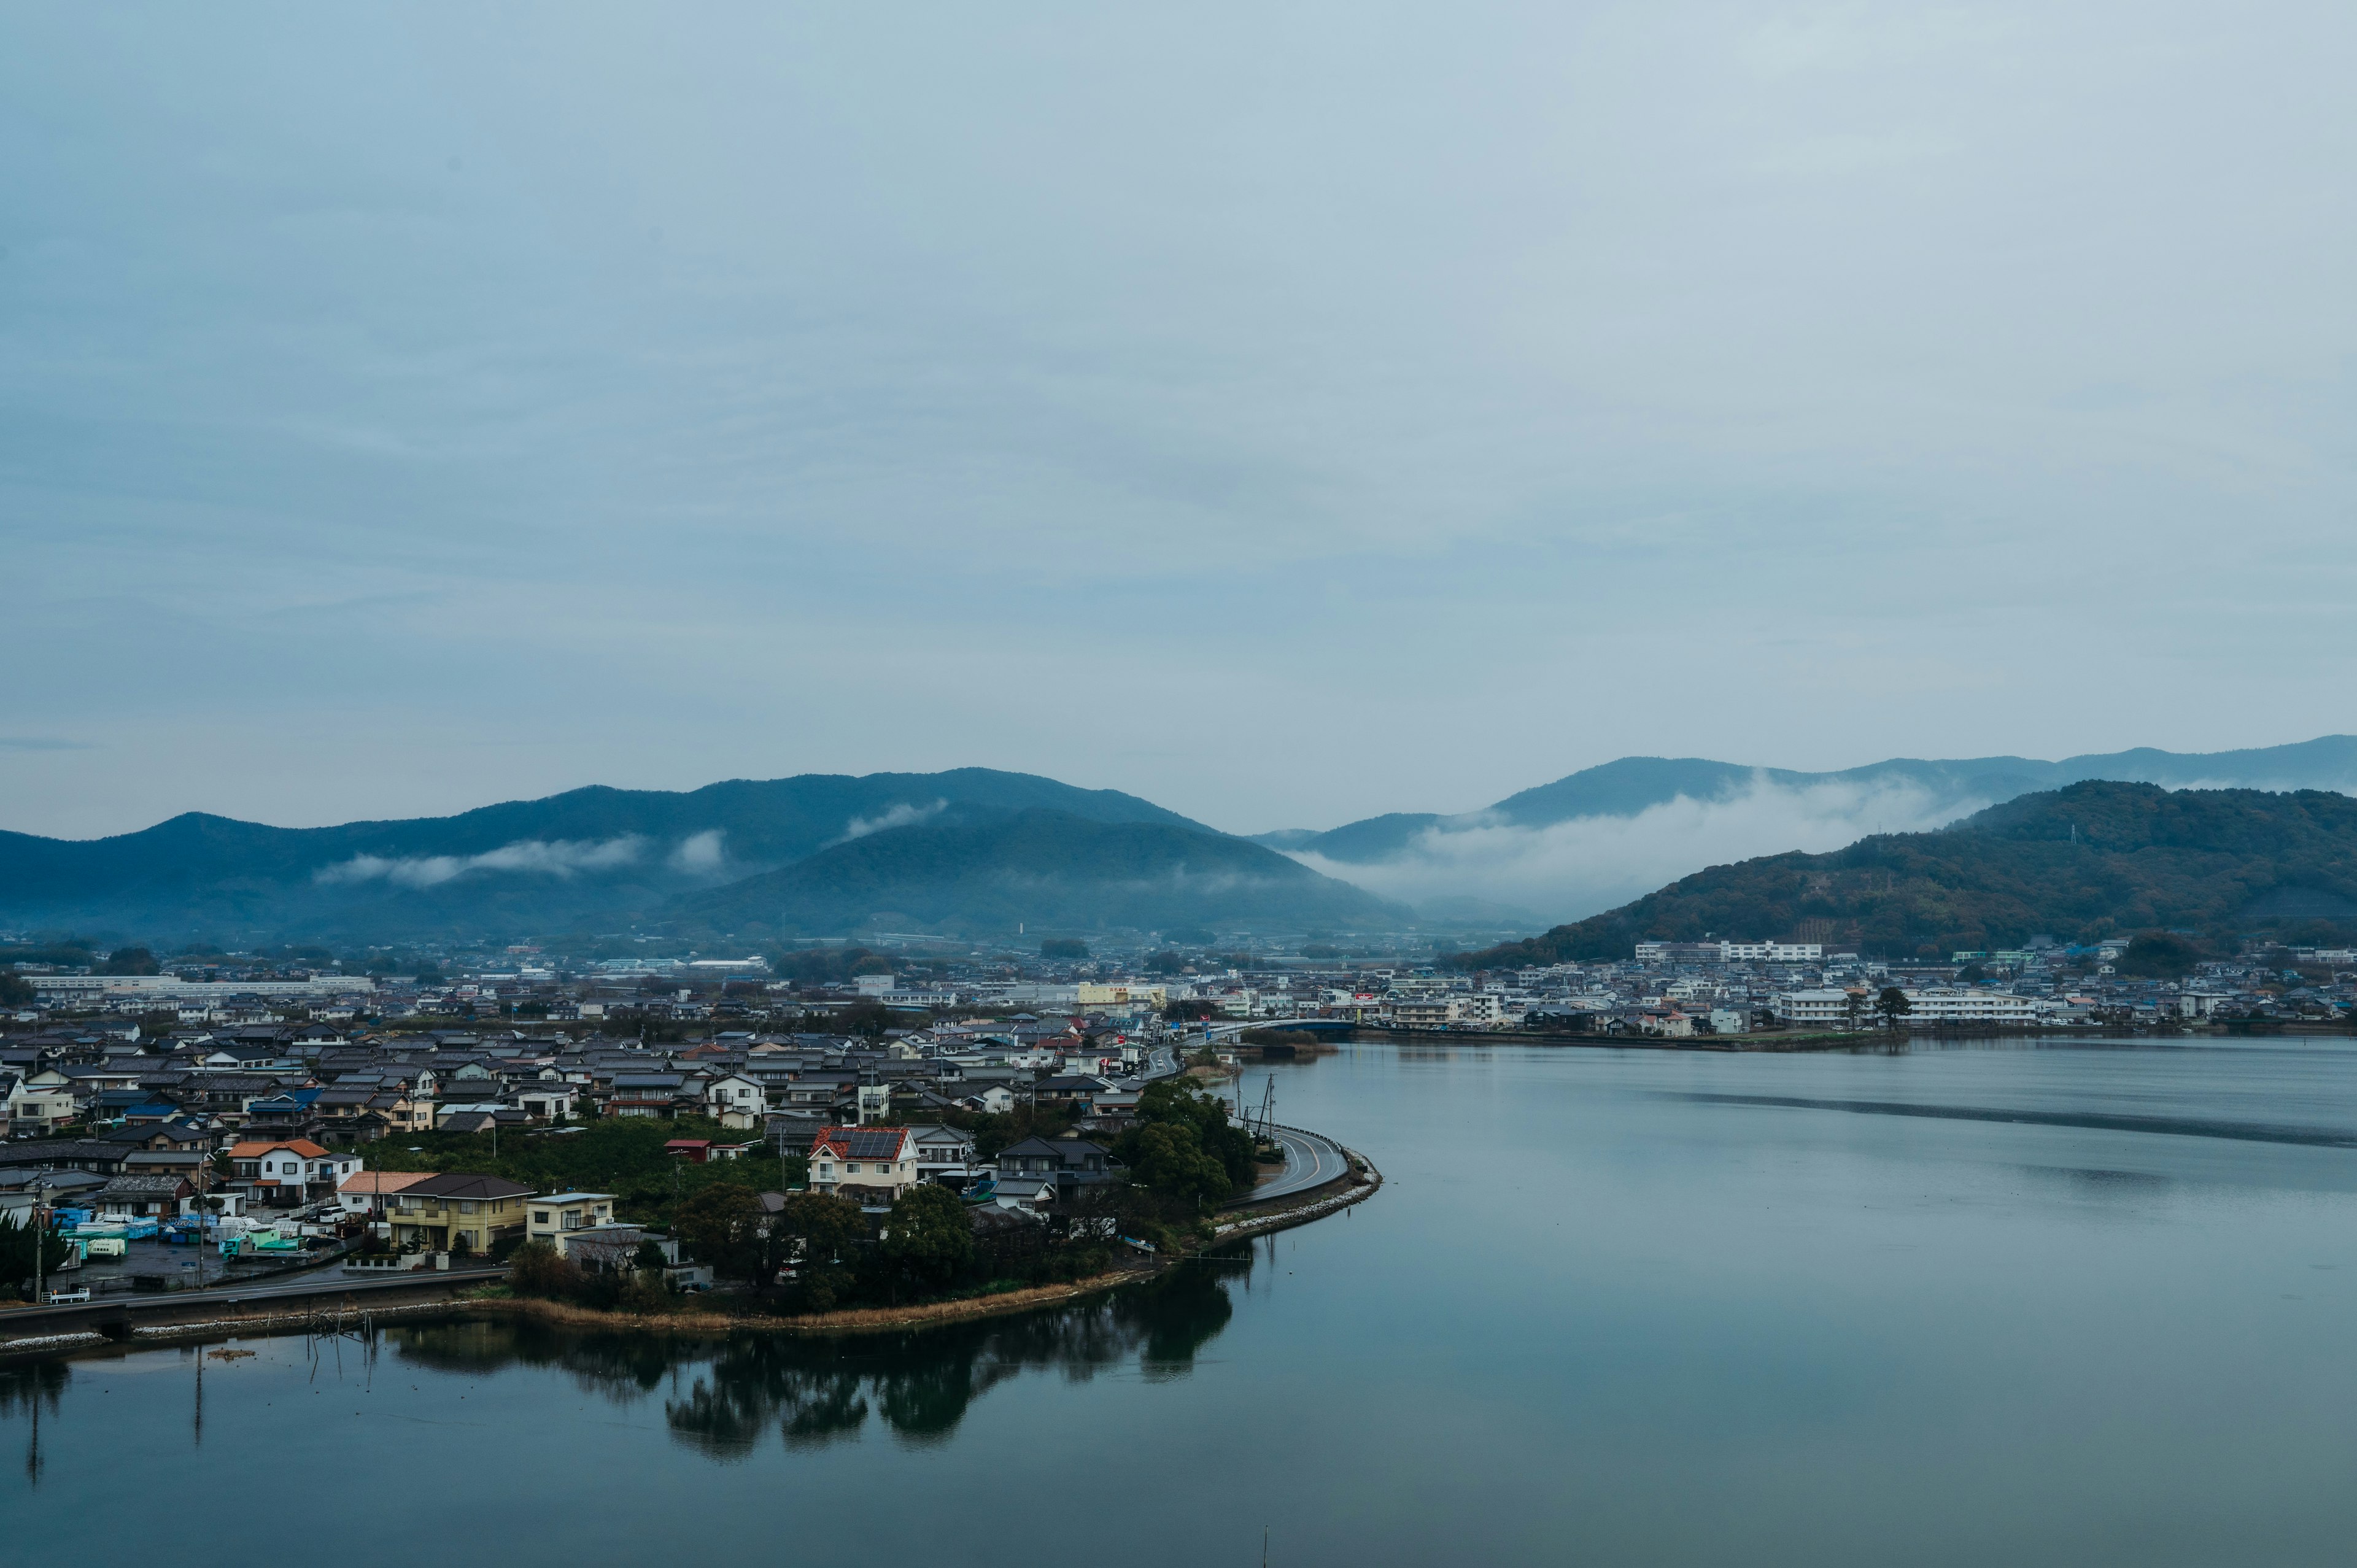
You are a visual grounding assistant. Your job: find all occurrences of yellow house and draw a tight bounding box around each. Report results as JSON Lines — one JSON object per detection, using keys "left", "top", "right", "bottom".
{"left": 528, "top": 1192, "right": 619, "bottom": 1256}
{"left": 385, "top": 1172, "right": 535, "bottom": 1253}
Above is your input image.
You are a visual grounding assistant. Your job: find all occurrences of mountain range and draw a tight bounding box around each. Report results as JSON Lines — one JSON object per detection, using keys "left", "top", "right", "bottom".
{"left": 5, "top": 737, "right": 2356, "bottom": 946}
{"left": 668, "top": 806, "right": 1403, "bottom": 937}
{"left": 1253, "top": 736, "right": 2357, "bottom": 924}
{"left": 1258, "top": 736, "right": 2357, "bottom": 859}
{"left": 0, "top": 771, "right": 1398, "bottom": 944}
{"left": 1457, "top": 781, "right": 2357, "bottom": 967}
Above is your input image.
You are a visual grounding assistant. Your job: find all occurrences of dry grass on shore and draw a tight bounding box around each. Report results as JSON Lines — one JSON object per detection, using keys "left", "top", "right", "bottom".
{"left": 473, "top": 1267, "right": 1160, "bottom": 1337}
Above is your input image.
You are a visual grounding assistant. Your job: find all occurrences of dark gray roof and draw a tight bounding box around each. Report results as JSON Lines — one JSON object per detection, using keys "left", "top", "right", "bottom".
{"left": 819, "top": 1127, "right": 907, "bottom": 1161}
{"left": 406, "top": 1171, "right": 534, "bottom": 1201}
{"left": 99, "top": 1173, "right": 191, "bottom": 1195}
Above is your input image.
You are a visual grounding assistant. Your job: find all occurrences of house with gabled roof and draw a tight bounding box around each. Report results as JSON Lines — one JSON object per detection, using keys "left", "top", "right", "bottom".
{"left": 336, "top": 1168, "right": 432, "bottom": 1218}
{"left": 227, "top": 1138, "right": 360, "bottom": 1207}
{"left": 806, "top": 1125, "right": 917, "bottom": 1201}
{"left": 382, "top": 1171, "right": 534, "bottom": 1254}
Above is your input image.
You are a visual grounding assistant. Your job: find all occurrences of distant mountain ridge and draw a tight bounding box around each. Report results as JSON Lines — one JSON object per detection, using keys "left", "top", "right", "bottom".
{"left": 0, "top": 770, "right": 1283, "bottom": 941}
{"left": 1457, "top": 781, "right": 2357, "bottom": 967}
{"left": 1256, "top": 737, "right": 2357, "bottom": 862}
{"left": 14, "top": 739, "right": 2357, "bottom": 946}
{"left": 666, "top": 807, "right": 1409, "bottom": 938}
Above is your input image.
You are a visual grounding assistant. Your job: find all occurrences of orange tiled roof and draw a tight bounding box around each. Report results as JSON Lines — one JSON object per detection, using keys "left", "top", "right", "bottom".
{"left": 336, "top": 1170, "right": 431, "bottom": 1194}
{"left": 228, "top": 1138, "right": 330, "bottom": 1159}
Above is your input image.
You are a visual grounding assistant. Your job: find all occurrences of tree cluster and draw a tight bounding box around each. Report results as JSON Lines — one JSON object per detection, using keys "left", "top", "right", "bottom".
{"left": 0, "top": 1215, "right": 79, "bottom": 1300}
{"left": 1110, "top": 1079, "right": 1258, "bottom": 1213}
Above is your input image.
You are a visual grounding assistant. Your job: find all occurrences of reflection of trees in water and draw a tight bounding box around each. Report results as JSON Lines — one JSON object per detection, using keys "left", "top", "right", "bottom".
{"left": 387, "top": 1255, "right": 1248, "bottom": 1459}
{"left": 0, "top": 1361, "right": 69, "bottom": 1420}
{"left": 673, "top": 1257, "right": 1245, "bottom": 1454}
{"left": 1139, "top": 1249, "right": 1240, "bottom": 1380}
{"left": 392, "top": 1320, "right": 712, "bottom": 1407}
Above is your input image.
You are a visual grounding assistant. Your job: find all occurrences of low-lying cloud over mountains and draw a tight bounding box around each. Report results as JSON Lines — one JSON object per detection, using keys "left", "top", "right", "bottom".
{"left": 1256, "top": 738, "right": 2357, "bottom": 925}
{"left": 5, "top": 738, "right": 2356, "bottom": 944}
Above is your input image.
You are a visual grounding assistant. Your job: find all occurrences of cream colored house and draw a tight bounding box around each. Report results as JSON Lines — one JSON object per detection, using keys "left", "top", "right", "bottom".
{"left": 385, "top": 1173, "right": 534, "bottom": 1253}
{"left": 807, "top": 1126, "right": 917, "bottom": 1200}
{"left": 528, "top": 1191, "right": 619, "bottom": 1256}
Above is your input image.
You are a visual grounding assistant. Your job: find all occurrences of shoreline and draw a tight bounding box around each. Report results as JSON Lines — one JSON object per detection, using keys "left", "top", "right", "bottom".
{"left": 1340, "top": 1022, "right": 2318, "bottom": 1049}
{"left": 1, "top": 1139, "right": 1385, "bottom": 1359}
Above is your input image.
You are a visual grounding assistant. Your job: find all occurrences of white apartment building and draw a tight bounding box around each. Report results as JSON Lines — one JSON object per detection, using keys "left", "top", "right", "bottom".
{"left": 1637, "top": 941, "right": 1825, "bottom": 965}
{"left": 1455, "top": 994, "right": 1509, "bottom": 1026}
{"left": 1722, "top": 941, "right": 1824, "bottom": 963}
{"left": 1773, "top": 989, "right": 1860, "bottom": 1025}
{"left": 1898, "top": 989, "right": 2042, "bottom": 1024}
{"left": 29, "top": 975, "right": 376, "bottom": 1001}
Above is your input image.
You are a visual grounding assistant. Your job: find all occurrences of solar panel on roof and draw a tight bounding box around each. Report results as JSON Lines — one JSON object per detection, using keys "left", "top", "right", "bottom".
{"left": 846, "top": 1130, "right": 901, "bottom": 1158}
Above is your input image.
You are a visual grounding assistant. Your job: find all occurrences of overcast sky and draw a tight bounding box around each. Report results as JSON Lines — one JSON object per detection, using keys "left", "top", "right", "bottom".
{"left": 6, "top": 1, "right": 2353, "bottom": 841}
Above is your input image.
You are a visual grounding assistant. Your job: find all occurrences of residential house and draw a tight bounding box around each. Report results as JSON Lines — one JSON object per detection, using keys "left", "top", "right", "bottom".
{"left": 383, "top": 1172, "right": 535, "bottom": 1253}
{"left": 228, "top": 1138, "right": 362, "bottom": 1207}
{"left": 994, "top": 1135, "right": 1115, "bottom": 1186}
{"left": 95, "top": 1173, "right": 193, "bottom": 1218}
{"left": 514, "top": 1084, "right": 576, "bottom": 1122}
{"left": 527, "top": 1192, "right": 619, "bottom": 1256}
{"left": 905, "top": 1123, "right": 978, "bottom": 1186}
{"left": 806, "top": 1126, "right": 918, "bottom": 1202}
{"left": 705, "top": 1073, "right": 767, "bottom": 1128}
{"left": 0, "top": 1138, "right": 132, "bottom": 1176}
{"left": 605, "top": 1073, "right": 690, "bottom": 1118}
{"left": 6, "top": 1075, "right": 80, "bottom": 1135}
{"left": 336, "top": 1168, "right": 433, "bottom": 1219}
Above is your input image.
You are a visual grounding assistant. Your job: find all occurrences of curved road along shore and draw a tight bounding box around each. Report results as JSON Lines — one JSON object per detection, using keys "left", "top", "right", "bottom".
{"left": 1231, "top": 1122, "right": 1352, "bottom": 1205}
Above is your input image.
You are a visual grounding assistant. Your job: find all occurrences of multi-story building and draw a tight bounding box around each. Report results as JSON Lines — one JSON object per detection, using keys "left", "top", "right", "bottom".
{"left": 807, "top": 1126, "right": 918, "bottom": 1201}
{"left": 1772, "top": 989, "right": 1862, "bottom": 1025}
{"left": 227, "top": 1138, "right": 363, "bottom": 1207}
{"left": 528, "top": 1191, "right": 620, "bottom": 1256}
{"left": 384, "top": 1172, "right": 535, "bottom": 1253}
{"left": 1898, "top": 989, "right": 2042, "bottom": 1024}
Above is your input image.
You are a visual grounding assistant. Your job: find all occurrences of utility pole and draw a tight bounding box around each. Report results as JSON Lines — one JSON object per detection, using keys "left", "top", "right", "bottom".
{"left": 31, "top": 1182, "right": 51, "bottom": 1305}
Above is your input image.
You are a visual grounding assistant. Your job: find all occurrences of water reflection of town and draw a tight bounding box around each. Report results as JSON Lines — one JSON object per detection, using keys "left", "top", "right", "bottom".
{"left": 387, "top": 1248, "right": 1248, "bottom": 1459}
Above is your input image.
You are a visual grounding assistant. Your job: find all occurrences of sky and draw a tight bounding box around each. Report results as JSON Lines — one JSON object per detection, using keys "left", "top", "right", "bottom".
{"left": 6, "top": 1, "right": 2355, "bottom": 844}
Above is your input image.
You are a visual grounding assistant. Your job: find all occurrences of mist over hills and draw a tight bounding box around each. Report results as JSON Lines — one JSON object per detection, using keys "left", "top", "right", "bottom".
{"left": 7, "top": 738, "right": 2356, "bottom": 948}
{"left": 1256, "top": 736, "right": 2357, "bottom": 925}
{"left": 1457, "top": 782, "right": 2357, "bottom": 967}
{"left": 667, "top": 808, "right": 1409, "bottom": 938}
{"left": 0, "top": 771, "right": 1264, "bottom": 943}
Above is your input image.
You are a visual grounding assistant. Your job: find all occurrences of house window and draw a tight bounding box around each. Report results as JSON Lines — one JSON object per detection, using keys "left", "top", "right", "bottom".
{"left": 533, "top": 1211, "right": 551, "bottom": 1225}
{"left": 845, "top": 1162, "right": 861, "bottom": 1174}
{"left": 460, "top": 1201, "right": 478, "bottom": 1215}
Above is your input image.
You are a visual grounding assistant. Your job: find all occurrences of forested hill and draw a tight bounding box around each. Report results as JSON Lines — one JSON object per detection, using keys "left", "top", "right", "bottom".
{"left": 667, "top": 808, "right": 1408, "bottom": 937}
{"left": 1455, "top": 783, "right": 2357, "bottom": 966}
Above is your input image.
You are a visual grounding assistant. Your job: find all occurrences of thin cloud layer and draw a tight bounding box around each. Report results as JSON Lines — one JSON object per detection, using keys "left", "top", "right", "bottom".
{"left": 839, "top": 800, "right": 948, "bottom": 843}
{"left": 315, "top": 836, "right": 646, "bottom": 889}
{"left": 1290, "top": 776, "right": 1982, "bottom": 925}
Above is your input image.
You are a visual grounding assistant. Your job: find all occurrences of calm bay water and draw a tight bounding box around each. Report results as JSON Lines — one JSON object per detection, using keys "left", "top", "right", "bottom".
{"left": 13, "top": 1037, "right": 2357, "bottom": 1566}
